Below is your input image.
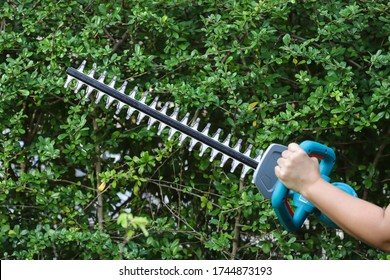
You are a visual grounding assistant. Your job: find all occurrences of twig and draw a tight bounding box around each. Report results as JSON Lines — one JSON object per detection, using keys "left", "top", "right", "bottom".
{"left": 112, "top": 29, "right": 130, "bottom": 52}
{"left": 231, "top": 178, "right": 244, "bottom": 259}
{"left": 93, "top": 118, "right": 104, "bottom": 229}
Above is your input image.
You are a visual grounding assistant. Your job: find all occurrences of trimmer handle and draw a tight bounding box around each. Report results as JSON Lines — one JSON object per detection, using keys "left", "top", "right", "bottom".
{"left": 271, "top": 140, "right": 336, "bottom": 232}
{"left": 299, "top": 140, "right": 336, "bottom": 177}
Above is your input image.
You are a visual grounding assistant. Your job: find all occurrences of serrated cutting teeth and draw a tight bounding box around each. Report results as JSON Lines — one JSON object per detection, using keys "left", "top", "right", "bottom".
{"left": 147, "top": 117, "right": 157, "bottom": 129}
{"left": 199, "top": 143, "right": 209, "bottom": 156}
{"left": 87, "top": 64, "right": 97, "bottom": 77}
{"left": 170, "top": 107, "right": 180, "bottom": 120}
{"left": 233, "top": 139, "right": 243, "bottom": 151}
{"left": 114, "top": 82, "right": 128, "bottom": 114}
{"left": 255, "top": 150, "right": 263, "bottom": 162}
{"left": 139, "top": 92, "right": 148, "bottom": 104}
{"left": 65, "top": 61, "right": 262, "bottom": 179}
{"left": 191, "top": 118, "right": 200, "bottom": 130}
{"left": 220, "top": 154, "right": 229, "bottom": 167}
{"left": 94, "top": 71, "right": 107, "bottom": 103}
{"left": 222, "top": 133, "right": 231, "bottom": 146}
{"left": 209, "top": 148, "right": 219, "bottom": 162}
{"left": 129, "top": 86, "right": 137, "bottom": 98}
{"left": 212, "top": 128, "right": 222, "bottom": 141}
{"left": 126, "top": 106, "right": 136, "bottom": 120}
{"left": 181, "top": 113, "right": 190, "bottom": 125}
{"left": 168, "top": 128, "right": 177, "bottom": 140}
{"left": 149, "top": 97, "right": 159, "bottom": 109}
{"left": 244, "top": 144, "right": 253, "bottom": 157}
{"left": 105, "top": 76, "right": 117, "bottom": 108}
{"left": 136, "top": 112, "right": 146, "bottom": 124}
{"left": 202, "top": 123, "right": 211, "bottom": 136}
{"left": 230, "top": 160, "right": 240, "bottom": 172}
{"left": 85, "top": 86, "right": 94, "bottom": 99}
{"left": 77, "top": 60, "right": 87, "bottom": 72}
{"left": 111, "top": 81, "right": 126, "bottom": 107}
{"left": 160, "top": 102, "right": 169, "bottom": 115}
{"left": 116, "top": 101, "right": 125, "bottom": 114}
{"left": 241, "top": 165, "right": 250, "bottom": 179}
{"left": 74, "top": 80, "right": 84, "bottom": 93}
{"left": 178, "top": 133, "right": 187, "bottom": 146}
{"left": 157, "top": 122, "right": 167, "bottom": 135}
{"left": 188, "top": 138, "right": 198, "bottom": 151}
{"left": 95, "top": 91, "right": 104, "bottom": 103}
{"left": 64, "top": 75, "right": 73, "bottom": 89}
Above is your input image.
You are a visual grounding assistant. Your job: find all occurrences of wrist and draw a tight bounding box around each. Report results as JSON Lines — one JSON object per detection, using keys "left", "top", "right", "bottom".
{"left": 300, "top": 177, "right": 326, "bottom": 200}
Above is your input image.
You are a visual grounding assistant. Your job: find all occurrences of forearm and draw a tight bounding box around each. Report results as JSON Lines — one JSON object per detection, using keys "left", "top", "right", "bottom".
{"left": 302, "top": 179, "right": 390, "bottom": 252}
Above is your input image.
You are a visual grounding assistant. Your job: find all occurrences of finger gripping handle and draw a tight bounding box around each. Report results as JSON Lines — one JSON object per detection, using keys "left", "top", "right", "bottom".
{"left": 299, "top": 140, "right": 336, "bottom": 176}
{"left": 271, "top": 140, "right": 336, "bottom": 232}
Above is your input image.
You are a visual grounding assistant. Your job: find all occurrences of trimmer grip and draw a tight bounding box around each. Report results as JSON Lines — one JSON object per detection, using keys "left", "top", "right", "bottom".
{"left": 271, "top": 140, "right": 336, "bottom": 232}
{"left": 299, "top": 140, "right": 336, "bottom": 176}
{"left": 271, "top": 181, "right": 308, "bottom": 231}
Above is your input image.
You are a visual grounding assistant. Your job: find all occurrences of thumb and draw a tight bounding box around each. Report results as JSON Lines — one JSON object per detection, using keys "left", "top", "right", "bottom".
{"left": 309, "top": 156, "right": 320, "bottom": 170}
{"left": 310, "top": 157, "right": 319, "bottom": 164}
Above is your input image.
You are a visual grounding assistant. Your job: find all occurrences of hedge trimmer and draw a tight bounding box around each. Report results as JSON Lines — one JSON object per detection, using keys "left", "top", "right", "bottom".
{"left": 65, "top": 61, "right": 357, "bottom": 232}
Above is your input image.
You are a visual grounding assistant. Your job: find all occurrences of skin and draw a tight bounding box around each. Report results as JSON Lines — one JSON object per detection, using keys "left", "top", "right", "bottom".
{"left": 274, "top": 143, "right": 390, "bottom": 252}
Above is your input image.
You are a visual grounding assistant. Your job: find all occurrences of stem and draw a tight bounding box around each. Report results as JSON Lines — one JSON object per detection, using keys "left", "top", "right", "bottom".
{"left": 364, "top": 129, "right": 390, "bottom": 200}
{"left": 93, "top": 118, "right": 104, "bottom": 229}
{"left": 231, "top": 178, "right": 245, "bottom": 260}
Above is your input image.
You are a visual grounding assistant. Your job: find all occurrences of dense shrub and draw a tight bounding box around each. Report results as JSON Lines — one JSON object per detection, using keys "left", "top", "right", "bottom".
{"left": 1, "top": 0, "right": 388, "bottom": 259}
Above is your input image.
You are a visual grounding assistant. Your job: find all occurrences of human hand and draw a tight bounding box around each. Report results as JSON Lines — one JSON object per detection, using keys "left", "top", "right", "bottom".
{"left": 274, "top": 143, "right": 322, "bottom": 194}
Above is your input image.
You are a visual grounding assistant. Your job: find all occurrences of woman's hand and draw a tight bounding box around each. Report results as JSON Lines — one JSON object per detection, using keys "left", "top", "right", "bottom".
{"left": 274, "top": 143, "right": 322, "bottom": 195}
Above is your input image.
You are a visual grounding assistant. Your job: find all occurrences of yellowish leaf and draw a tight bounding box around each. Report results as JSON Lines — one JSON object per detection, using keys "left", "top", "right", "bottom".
{"left": 248, "top": 101, "right": 258, "bottom": 109}
{"left": 134, "top": 185, "right": 139, "bottom": 196}
{"left": 98, "top": 181, "right": 106, "bottom": 192}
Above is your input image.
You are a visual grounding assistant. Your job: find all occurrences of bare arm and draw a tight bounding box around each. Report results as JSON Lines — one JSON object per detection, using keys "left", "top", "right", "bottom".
{"left": 275, "top": 143, "right": 390, "bottom": 252}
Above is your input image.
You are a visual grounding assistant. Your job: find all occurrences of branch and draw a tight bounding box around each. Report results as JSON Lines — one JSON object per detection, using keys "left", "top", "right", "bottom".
{"left": 93, "top": 118, "right": 104, "bottom": 229}
{"left": 112, "top": 29, "right": 130, "bottom": 52}
{"left": 363, "top": 129, "right": 389, "bottom": 200}
{"left": 231, "top": 178, "right": 244, "bottom": 260}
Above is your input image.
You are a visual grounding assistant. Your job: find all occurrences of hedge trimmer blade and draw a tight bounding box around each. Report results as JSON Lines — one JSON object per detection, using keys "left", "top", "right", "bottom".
{"left": 64, "top": 61, "right": 359, "bottom": 232}
{"left": 64, "top": 61, "right": 262, "bottom": 179}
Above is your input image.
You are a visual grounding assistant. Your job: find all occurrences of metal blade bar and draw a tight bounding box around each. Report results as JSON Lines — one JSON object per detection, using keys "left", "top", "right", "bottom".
{"left": 66, "top": 66, "right": 259, "bottom": 170}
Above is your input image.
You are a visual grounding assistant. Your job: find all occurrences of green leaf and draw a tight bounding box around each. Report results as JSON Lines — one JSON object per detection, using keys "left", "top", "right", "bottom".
{"left": 57, "top": 133, "right": 68, "bottom": 140}
{"left": 2, "top": 0, "right": 388, "bottom": 261}
{"left": 262, "top": 242, "right": 271, "bottom": 254}
{"left": 117, "top": 213, "right": 128, "bottom": 228}
{"left": 19, "top": 89, "right": 30, "bottom": 96}
{"left": 282, "top": 33, "right": 290, "bottom": 45}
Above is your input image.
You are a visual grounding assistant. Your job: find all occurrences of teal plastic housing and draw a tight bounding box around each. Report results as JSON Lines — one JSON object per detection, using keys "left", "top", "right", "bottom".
{"left": 271, "top": 140, "right": 358, "bottom": 232}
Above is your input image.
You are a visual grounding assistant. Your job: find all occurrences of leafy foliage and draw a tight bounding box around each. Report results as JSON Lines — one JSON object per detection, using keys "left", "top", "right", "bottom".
{"left": 0, "top": 0, "right": 389, "bottom": 260}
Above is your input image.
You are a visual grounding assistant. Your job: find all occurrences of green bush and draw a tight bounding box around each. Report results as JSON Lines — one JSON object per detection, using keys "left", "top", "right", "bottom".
{"left": 1, "top": 0, "right": 388, "bottom": 259}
